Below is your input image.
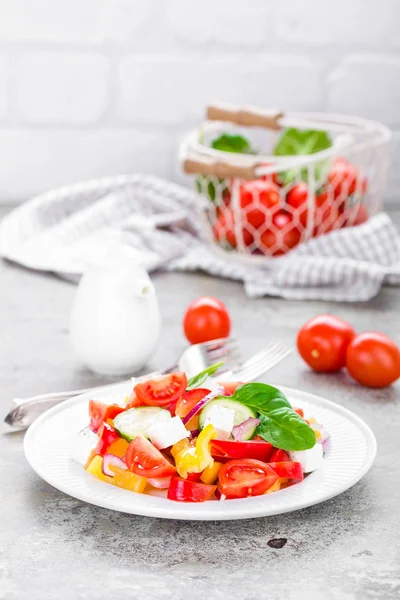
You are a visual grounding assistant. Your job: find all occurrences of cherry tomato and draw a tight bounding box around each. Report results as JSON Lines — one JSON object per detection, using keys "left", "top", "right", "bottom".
{"left": 183, "top": 297, "right": 231, "bottom": 344}
{"left": 134, "top": 372, "right": 187, "bottom": 407}
{"left": 346, "top": 332, "right": 400, "bottom": 388}
{"left": 286, "top": 182, "right": 309, "bottom": 226}
{"left": 259, "top": 163, "right": 283, "bottom": 187}
{"left": 218, "top": 459, "right": 278, "bottom": 498}
{"left": 297, "top": 314, "right": 356, "bottom": 372}
{"left": 269, "top": 448, "right": 290, "bottom": 462}
{"left": 328, "top": 158, "right": 367, "bottom": 202}
{"left": 343, "top": 204, "right": 369, "bottom": 227}
{"left": 240, "top": 180, "right": 281, "bottom": 229}
{"left": 167, "top": 477, "right": 216, "bottom": 502}
{"left": 89, "top": 400, "right": 124, "bottom": 432}
{"left": 312, "top": 192, "right": 341, "bottom": 236}
{"left": 260, "top": 210, "right": 302, "bottom": 256}
{"left": 211, "top": 440, "right": 273, "bottom": 462}
{"left": 126, "top": 435, "right": 177, "bottom": 478}
{"left": 212, "top": 209, "right": 253, "bottom": 248}
{"left": 269, "top": 462, "right": 304, "bottom": 481}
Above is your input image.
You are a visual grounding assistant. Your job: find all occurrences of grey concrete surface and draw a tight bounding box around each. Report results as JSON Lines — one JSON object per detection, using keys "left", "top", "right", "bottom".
{"left": 1, "top": 206, "right": 400, "bottom": 600}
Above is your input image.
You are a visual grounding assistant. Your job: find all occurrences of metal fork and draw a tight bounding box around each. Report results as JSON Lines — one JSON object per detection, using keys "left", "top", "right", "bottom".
{"left": 4, "top": 337, "right": 241, "bottom": 429}
{"left": 4, "top": 339, "right": 291, "bottom": 429}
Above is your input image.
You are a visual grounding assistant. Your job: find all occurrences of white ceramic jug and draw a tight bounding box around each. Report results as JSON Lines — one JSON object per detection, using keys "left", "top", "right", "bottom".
{"left": 70, "top": 245, "right": 161, "bottom": 376}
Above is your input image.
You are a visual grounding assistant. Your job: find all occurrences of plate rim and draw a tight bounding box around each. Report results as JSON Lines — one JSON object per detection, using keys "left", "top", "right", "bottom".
{"left": 24, "top": 383, "right": 377, "bottom": 521}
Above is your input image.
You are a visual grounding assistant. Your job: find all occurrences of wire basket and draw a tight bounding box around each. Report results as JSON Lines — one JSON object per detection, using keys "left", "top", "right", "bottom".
{"left": 180, "top": 105, "right": 391, "bottom": 261}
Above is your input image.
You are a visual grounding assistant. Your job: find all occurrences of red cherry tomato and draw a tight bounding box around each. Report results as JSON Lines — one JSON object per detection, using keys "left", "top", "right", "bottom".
{"left": 134, "top": 372, "right": 187, "bottom": 407}
{"left": 126, "top": 436, "right": 177, "bottom": 478}
{"left": 269, "top": 448, "right": 290, "bottom": 462}
{"left": 286, "top": 182, "right": 309, "bottom": 226}
{"left": 297, "top": 314, "right": 356, "bottom": 372}
{"left": 343, "top": 204, "right": 369, "bottom": 227}
{"left": 175, "top": 388, "right": 211, "bottom": 419}
{"left": 346, "top": 332, "right": 400, "bottom": 388}
{"left": 218, "top": 459, "right": 278, "bottom": 498}
{"left": 328, "top": 158, "right": 368, "bottom": 202}
{"left": 210, "top": 440, "right": 273, "bottom": 462}
{"left": 167, "top": 477, "right": 216, "bottom": 502}
{"left": 212, "top": 209, "right": 253, "bottom": 248}
{"left": 269, "top": 462, "right": 304, "bottom": 482}
{"left": 183, "top": 297, "right": 231, "bottom": 344}
{"left": 89, "top": 400, "right": 125, "bottom": 432}
{"left": 240, "top": 180, "right": 281, "bottom": 229}
{"left": 260, "top": 210, "right": 302, "bottom": 256}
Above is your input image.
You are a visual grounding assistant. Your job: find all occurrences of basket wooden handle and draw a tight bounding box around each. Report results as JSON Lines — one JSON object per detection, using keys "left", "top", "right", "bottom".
{"left": 183, "top": 158, "right": 260, "bottom": 180}
{"left": 207, "top": 104, "right": 284, "bottom": 130}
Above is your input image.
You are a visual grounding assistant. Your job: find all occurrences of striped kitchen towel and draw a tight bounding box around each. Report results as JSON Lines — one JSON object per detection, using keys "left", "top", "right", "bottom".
{"left": 1, "top": 174, "right": 399, "bottom": 302}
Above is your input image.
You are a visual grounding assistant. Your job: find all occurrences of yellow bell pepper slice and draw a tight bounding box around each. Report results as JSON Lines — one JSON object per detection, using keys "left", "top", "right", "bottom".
{"left": 107, "top": 438, "right": 129, "bottom": 458}
{"left": 171, "top": 424, "right": 217, "bottom": 479}
{"left": 200, "top": 460, "right": 222, "bottom": 485}
{"left": 265, "top": 477, "right": 289, "bottom": 494}
{"left": 85, "top": 456, "right": 146, "bottom": 493}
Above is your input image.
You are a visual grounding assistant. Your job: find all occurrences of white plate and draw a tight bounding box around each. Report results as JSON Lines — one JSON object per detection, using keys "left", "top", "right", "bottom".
{"left": 24, "top": 383, "right": 376, "bottom": 521}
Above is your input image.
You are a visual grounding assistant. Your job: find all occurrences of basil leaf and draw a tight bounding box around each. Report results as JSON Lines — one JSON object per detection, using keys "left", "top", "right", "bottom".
{"left": 232, "top": 383, "right": 291, "bottom": 413}
{"left": 186, "top": 362, "right": 224, "bottom": 390}
{"left": 256, "top": 409, "right": 316, "bottom": 451}
{"left": 273, "top": 128, "right": 332, "bottom": 157}
{"left": 228, "top": 382, "right": 316, "bottom": 451}
{"left": 211, "top": 134, "right": 254, "bottom": 154}
{"left": 273, "top": 128, "right": 332, "bottom": 187}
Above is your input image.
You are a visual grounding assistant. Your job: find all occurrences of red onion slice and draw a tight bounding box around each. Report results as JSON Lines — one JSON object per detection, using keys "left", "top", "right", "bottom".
{"left": 232, "top": 417, "right": 260, "bottom": 441}
{"left": 189, "top": 429, "right": 200, "bottom": 438}
{"left": 147, "top": 476, "right": 172, "bottom": 489}
{"left": 102, "top": 454, "right": 127, "bottom": 477}
{"left": 182, "top": 387, "right": 224, "bottom": 426}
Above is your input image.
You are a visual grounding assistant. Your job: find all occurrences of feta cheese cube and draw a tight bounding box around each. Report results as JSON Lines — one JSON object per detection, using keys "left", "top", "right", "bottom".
{"left": 70, "top": 427, "right": 99, "bottom": 465}
{"left": 204, "top": 405, "right": 235, "bottom": 436}
{"left": 289, "top": 443, "right": 324, "bottom": 473}
{"left": 147, "top": 416, "right": 189, "bottom": 449}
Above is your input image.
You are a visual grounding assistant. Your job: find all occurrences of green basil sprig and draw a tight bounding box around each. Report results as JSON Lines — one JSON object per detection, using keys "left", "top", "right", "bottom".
{"left": 228, "top": 383, "right": 316, "bottom": 451}
{"left": 186, "top": 362, "right": 224, "bottom": 391}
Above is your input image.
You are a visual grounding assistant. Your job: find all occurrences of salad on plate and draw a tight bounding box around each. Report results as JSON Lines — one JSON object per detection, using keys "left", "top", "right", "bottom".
{"left": 73, "top": 364, "right": 329, "bottom": 502}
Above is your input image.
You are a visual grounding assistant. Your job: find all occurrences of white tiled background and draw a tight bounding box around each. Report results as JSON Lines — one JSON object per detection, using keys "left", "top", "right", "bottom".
{"left": 0, "top": 0, "right": 399, "bottom": 203}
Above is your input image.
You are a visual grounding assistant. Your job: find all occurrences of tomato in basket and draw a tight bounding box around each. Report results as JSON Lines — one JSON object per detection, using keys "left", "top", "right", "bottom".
{"left": 212, "top": 208, "right": 254, "bottom": 249}
{"left": 240, "top": 180, "right": 281, "bottom": 230}
{"left": 328, "top": 158, "right": 368, "bottom": 204}
{"left": 259, "top": 210, "right": 302, "bottom": 256}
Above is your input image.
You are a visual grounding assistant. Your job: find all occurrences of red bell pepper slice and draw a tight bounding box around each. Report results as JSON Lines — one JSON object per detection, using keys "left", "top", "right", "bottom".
{"left": 211, "top": 439, "right": 273, "bottom": 462}
{"left": 167, "top": 477, "right": 216, "bottom": 502}
{"left": 95, "top": 423, "right": 121, "bottom": 456}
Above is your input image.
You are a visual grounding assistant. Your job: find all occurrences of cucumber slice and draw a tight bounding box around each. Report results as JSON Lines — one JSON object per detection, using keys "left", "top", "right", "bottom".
{"left": 114, "top": 407, "right": 170, "bottom": 442}
{"left": 198, "top": 398, "right": 258, "bottom": 440}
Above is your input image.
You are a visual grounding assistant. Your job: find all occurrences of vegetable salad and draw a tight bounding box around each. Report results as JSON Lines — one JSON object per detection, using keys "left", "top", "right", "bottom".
{"left": 76, "top": 365, "right": 328, "bottom": 502}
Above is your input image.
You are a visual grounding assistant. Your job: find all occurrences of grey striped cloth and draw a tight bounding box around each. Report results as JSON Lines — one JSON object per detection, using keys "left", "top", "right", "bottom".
{"left": 1, "top": 174, "right": 399, "bottom": 302}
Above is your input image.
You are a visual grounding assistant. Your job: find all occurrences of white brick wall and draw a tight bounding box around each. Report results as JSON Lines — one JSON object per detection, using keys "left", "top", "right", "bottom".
{"left": 0, "top": 0, "right": 399, "bottom": 204}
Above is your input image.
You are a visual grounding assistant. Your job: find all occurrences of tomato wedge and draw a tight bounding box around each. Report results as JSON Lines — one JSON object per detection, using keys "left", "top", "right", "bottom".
{"left": 218, "top": 459, "right": 278, "bottom": 499}
{"left": 175, "top": 388, "right": 211, "bottom": 419}
{"left": 167, "top": 477, "right": 216, "bottom": 502}
{"left": 89, "top": 400, "right": 124, "bottom": 432}
{"left": 293, "top": 407, "right": 304, "bottom": 418}
{"left": 134, "top": 372, "right": 188, "bottom": 407}
{"left": 125, "top": 391, "right": 143, "bottom": 409}
{"left": 211, "top": 440, "right": 273, "bottom": 462}
{"left": 269, "top": 448, "right": 290, "bottom": 462}
{"left": 269, "top": 462, "right": 303, "bottom": 482}
{"left": 126, "top": 435, "right": 176, "bottom": 478}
